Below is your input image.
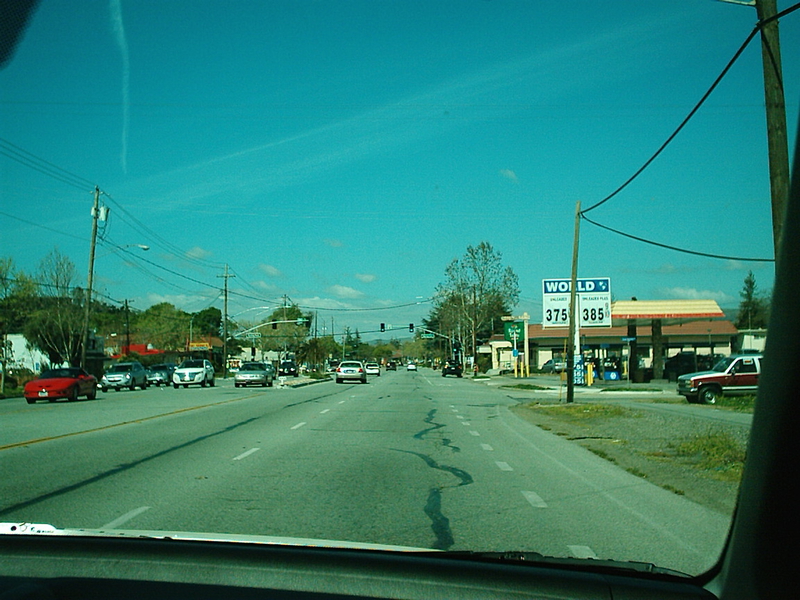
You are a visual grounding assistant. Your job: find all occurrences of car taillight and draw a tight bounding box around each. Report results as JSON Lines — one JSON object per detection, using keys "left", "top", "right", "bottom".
{"left": 358, "top": 368, "right": 364, "bottom": 373}
{"left": 336, "top": 367, "right": 342, "bottom": 372}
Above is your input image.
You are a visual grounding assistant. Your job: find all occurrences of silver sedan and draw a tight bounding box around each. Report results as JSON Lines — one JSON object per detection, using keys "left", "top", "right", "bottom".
{"left": 335, "top": 361, "right": 368, "bottom": 384}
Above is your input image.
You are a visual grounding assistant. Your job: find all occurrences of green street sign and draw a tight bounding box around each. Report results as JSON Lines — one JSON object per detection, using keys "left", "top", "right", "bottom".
{"left": 420, "top": 333, "right": 435, "bottom": 339}
{"left": 504, "top": 321, "right": 524, "bottom": 342}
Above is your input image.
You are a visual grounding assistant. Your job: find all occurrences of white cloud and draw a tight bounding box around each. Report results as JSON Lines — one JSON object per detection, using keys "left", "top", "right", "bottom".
{"left": 355, "top": 273, "right": 376, "bottom": 283}
{"left": 186, "top": 246, "right": 212, "bottom": 260}
{"left": 328, "top": 284, "right": 364, "bottom": 299}
{"left": 499, "top": 169, "right": 518, "bottom": 183}
{"left": 258, "top": 264, "right": 283, "bottom": 278}
{"left": 659, "top": 286, "right": 735, "bottom": 305}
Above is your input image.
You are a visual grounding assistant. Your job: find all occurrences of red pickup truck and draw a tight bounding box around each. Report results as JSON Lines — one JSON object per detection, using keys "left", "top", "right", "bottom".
{"left": 677, "top": 354, "right": 763, "bottom": 404}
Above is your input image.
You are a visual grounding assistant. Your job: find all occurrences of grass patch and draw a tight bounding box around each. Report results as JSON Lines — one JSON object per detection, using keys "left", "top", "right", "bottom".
{"left": 672, "top": 429, "right": 746, "bottom": 482}
{"left": 0, "top": 387, "right": 24, "bottom": 399}
{"left": 713, "top": 394, "right": 756, "bottom": 413}
{"left": 522, "top": 402, "right": 632, "bottom": 422}
{"left": 600, "top": 386, "right": 663, "bottom": 392}
{"left": 307, "top": 372, "right": 331, "bottom": 380}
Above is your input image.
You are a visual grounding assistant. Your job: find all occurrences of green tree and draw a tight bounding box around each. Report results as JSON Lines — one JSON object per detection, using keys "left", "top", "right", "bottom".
{"left": 137, "top": 302, "right": 191, "bottom": 351}
{"left": 735, "top": 271, "right": 769, "bottom": 330}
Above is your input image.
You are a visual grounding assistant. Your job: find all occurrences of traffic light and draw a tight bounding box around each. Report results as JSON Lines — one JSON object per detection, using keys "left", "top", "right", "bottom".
{"left": 409, "top": 323, "right": 414, "bottom": 332}
{"left": 380, "top": 323, "right": 385, "bottom": 332}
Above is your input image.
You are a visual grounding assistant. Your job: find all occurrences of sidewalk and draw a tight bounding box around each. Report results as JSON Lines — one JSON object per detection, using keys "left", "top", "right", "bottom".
{"left": 476, "top": 372, "right": 679, "bottom": 395}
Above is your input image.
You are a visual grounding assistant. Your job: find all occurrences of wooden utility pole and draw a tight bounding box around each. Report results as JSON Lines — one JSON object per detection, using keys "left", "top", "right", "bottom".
{"left": 81, "top": 186, "right": 100, "bottom": 370}
{"left": 218, "top": 265, "right": 234, "bottom": 378}
{"left": 566, "top": 201, "right": 581, "bottom": 404}
{"left": 755, "top": 0, "right": 790, "bottom": 262}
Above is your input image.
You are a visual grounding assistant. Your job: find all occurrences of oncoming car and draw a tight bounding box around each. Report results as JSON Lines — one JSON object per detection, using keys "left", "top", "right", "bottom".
{"left": 23, "top": 367, "right": 98, "bottom": 404}
{"left": 100, "top": 362, "right": 148, "bottom": 392}
{"left": 172, "top": 359, "right": 215, "bottom": 388}
{"left": 234, "top": 361, "right": 274, "bottom": 387}
{"left": 335, "top": 361, "right": 367, "bottom": 384}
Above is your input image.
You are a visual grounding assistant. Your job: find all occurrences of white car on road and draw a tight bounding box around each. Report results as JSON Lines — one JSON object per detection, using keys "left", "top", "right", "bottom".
{"left": 173, "top": 359, "right": 215, "bottom": 388}
{"left": 406, "top": 362, "right": 417, "bottom": 371}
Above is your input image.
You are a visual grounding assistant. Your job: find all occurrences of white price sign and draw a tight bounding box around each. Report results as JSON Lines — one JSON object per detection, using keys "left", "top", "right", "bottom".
{"left": 542, "top": 278, "right": 612, "bottom": 328}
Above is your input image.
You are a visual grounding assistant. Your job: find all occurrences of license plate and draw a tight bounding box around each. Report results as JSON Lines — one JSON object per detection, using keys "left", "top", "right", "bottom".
{"left": 38, "top": 390, "right": 48, "bottom": 397}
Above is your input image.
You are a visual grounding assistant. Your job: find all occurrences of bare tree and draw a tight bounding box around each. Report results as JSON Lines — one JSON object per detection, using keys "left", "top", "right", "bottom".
{"left": 433, "top": 242, "right": 519, "bottom": 358}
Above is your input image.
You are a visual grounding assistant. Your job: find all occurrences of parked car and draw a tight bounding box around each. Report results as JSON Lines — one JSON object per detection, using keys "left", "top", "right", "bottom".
{"left": 100, "top": 362, "right": 148, "bottom": 392}
{"left": 279, "top": 360, "right": 298, "bottom": 377}
{"left": 664, "top": 351, "right": 723, "bottom": 381}
{"left": 364, "top": 362, "right": 381, "bottom": 376}
{"left": 441, "top": 360, "right": 463, "bottom": 377}
{"left": 146, "top": 363, "right": 175, "bottom": 386}
{"left": 540, "top": 359, "right": 566, "bottom": 373}
{"left": 234, "top": 361, "right": 274, "bottom": 388}
{"left": 24, "top": 367, "right": 98, "bottom": 404}
{"left": 335, "top": 361, "right": 367, "bottom": 384}
{"left": 677, "top": 354, "right": 763, "bottom": 404}
{"left": 172, "top": 359, "right": 215, "bottom": 388}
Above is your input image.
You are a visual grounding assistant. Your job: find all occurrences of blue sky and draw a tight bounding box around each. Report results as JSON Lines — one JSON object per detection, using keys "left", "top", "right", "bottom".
{"left": 1, "top": 0, "right": 797, "bottom": 339}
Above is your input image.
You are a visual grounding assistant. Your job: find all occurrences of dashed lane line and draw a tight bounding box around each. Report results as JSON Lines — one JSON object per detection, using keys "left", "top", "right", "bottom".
{"left": 522, "top": 491, "right": 548, "bottom": 508}
{"left": 101, "top": 506, "right": 151, "bottom": 529}
{"left": 233, "top": 448, "right": 261, "bottom": 461}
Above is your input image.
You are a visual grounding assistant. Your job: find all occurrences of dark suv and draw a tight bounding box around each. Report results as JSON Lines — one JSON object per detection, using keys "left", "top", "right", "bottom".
{"left": 441, "top": 360, "right": 463, "bottom": 378}
{"left": 279, "top": 361, "right": 299, "bottom": 377}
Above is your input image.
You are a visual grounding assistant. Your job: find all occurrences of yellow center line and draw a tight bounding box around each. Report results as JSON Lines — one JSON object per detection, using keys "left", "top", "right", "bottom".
{"left": 0, "top": 394, "right": 261, "bottom": 451}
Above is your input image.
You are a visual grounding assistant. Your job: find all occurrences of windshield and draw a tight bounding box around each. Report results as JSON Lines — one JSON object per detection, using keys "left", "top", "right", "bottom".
{"left": 712, "top": 357, "right": 737, "bottom": 372}
{"left": 240, "top": 363, "right": 265, "bottom": 371}
{"left": 39, "top": 368, "right": 81, "bottom": 379}
{"left": 179, "top": 360, "right": 204, "bottom": 369}
{"left": 0, "top": 0, "right": 793, "bottom": 579}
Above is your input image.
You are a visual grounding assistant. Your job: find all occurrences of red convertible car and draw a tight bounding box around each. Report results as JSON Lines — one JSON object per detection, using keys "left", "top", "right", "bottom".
{"left": 23, "top": 367, "right": 98, "bottom": 404}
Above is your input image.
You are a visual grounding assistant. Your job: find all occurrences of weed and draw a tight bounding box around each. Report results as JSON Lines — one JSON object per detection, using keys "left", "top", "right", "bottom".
{"left": 673, "top": 429, "right": 746, "bottom": 482}
{"left": 502, "top": 383, "right": 550, "bottom": 391}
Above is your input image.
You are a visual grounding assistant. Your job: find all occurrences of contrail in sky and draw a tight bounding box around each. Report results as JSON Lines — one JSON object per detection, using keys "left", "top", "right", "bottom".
{"left": 110, "top": 0, "right": 130, "bottom": 173}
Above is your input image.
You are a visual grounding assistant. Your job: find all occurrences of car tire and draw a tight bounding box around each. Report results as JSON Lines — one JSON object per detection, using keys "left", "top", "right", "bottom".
{"left": 129, "top": 383, "right": 136, "bottom": 391}
{"left": 336, "top": 378, "right": 342, "bottom": 384}
{"left": 101, "top": 387, "right": 108, "bottom": 393}
{"left": 87, "top": 387, "right": 97, "bottom": 400}
{"left": 200, "top": 378, "right": 207, "bottom": 388}
{"left": 173, "top": 383, "right": 179, "bottom": 389}
{"left": 699, "top": 386, "right": 720, "bottom": 404}
{"left": 209, "top": 378, "right": 215, "bottom": 387}
{"left": 267, "top": 379, "right": 273, "bottom": 387}
{"left": 26, "top": 398, "right": 35, "bottom": 404}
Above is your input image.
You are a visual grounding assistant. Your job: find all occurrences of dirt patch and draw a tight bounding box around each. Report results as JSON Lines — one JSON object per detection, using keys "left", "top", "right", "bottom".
{"left": 511, "top": 401, "right": 747, "bottom": 516}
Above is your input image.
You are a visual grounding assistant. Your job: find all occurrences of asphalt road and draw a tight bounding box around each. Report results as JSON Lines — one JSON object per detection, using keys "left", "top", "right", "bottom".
{"left": 0, "top": 369, "right": 733, "bottom": 575}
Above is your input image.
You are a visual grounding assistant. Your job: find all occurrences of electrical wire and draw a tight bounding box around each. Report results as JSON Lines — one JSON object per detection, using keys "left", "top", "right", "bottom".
{"left": 577, "top": 3, "right": 800, "bottom": 263}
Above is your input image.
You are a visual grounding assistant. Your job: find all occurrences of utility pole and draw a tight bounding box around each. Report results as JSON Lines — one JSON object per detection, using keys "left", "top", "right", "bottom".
{"left": 566, "top": 201, "right": 581, "bottom": 404}
{"left": 755, "top": 0, "right": 790, "bottom": 263}
{"left": 81, "top": 186, "right": 101, "bottom": 370}
{"left": 218, "top": 265, "right": 234, "bottom": 378}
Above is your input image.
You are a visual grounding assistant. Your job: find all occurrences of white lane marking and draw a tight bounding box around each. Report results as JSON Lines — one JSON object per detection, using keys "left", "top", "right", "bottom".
{"left": 338, "top": 400, "right": 346, "bottom": 404}
{"left": 101, "top": 506, "right": 150, "bottom": 529}
{"left": 461, "top": 421, "right": 471, "bottom": 426}
{"left": 320, "top": 409, "right": 330, "bottom": 414}
{"left": 233, "top": 448, "right": 261, "bottom": 461}
{"left": 480, "top": 443, "right": 493, "bottom": 451}
{"left": 452, "top": 408, "right": 459, "bottom": 412}
{"left": 291, "top": 422, "right": 307, "bottom": 430}
{"left": 568, "top": 545, "right": 597, "bottom": 559}
{"left": 495, "top": 461, "right": 513, "bottom": 471}
{"left": 456, "top": 415, "right": 464, "bottom": 419}
{"left": 469, "top": 430, "right": 481, "bottom": 436}
{"left": 522, "top": 491, "right": 548, "bottom": 508}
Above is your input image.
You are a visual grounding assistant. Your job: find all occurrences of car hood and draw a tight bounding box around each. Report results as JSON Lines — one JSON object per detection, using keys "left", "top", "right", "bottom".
{"left": 0, "top": 522, "right": 431, "bottom": 553}
{"left": 24, "top": 378, "right": 80, "bottom": 390}
{"left": 677, "top": 370, "right": 718, "bottom": 380}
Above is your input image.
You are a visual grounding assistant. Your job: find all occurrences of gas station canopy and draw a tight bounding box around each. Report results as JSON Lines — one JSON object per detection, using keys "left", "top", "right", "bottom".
{"left": 611, "top": 299, "right": 724, "bottom": 326}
